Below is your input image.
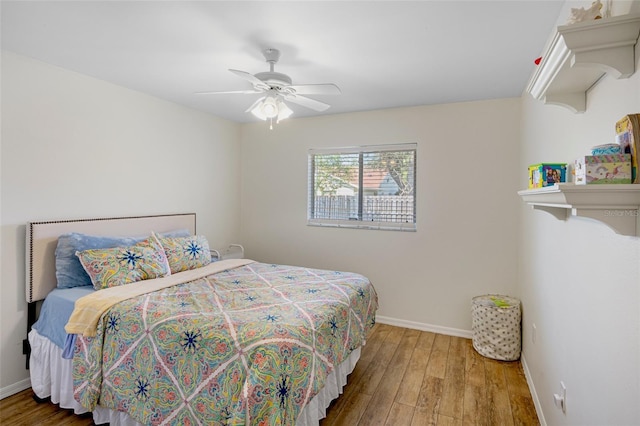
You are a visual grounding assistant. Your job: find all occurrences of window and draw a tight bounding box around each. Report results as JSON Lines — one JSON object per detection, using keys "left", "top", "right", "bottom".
{"left": 308, "top": 143, "right": 416, "bottom": 231}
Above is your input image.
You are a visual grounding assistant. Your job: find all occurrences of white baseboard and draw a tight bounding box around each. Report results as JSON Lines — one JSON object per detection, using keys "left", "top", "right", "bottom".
{"left": 521, "top": 353, "right": 546, "bottom": 426}
{"left": 375, "top": 315, "right": 472, "bottom": 339}
{"left": 0, "top": 378, "right": 31, "bottom": 400}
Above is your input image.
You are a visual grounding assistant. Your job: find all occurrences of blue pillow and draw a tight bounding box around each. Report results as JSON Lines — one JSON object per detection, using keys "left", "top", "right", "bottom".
{"left": 55, "top": 229, "right": 190, "bottom": 289}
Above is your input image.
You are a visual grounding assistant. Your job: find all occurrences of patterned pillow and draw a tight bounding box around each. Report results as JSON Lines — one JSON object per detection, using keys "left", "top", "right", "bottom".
{"left": 76, "top": 234, "right": 171, "bottom": 290}
{"left": 154, "top": 232, "right": 212, "bottom": 273}
{"left": 55, "top": 229, "right": 191, "bottom": 289}
{"left": 56, "top": 233, "right": 137, "bottom": 289}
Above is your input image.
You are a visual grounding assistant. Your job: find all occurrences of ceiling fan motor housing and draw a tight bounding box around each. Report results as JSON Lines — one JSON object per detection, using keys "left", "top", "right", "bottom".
{"left": 254, "top": 48, "right": 294, "bottom": 89}
{"left": 254, "top": 71, "right": 292, "bottom": 88}
{"left": 263, "top": 48, "right": 281, "bottom": 64}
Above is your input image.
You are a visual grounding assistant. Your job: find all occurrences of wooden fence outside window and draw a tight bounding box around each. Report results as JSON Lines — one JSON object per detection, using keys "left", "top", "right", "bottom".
{"left": 312, "top": 195, "right": 415, "bottom": 223}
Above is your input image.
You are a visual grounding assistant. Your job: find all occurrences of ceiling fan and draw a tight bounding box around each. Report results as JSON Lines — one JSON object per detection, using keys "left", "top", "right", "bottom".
{"left": 195, "top": 48, "right": 341, "bottom": 127}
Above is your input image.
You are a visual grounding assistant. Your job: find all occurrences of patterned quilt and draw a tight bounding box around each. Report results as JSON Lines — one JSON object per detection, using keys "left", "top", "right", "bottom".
{"left": 72, "top": 262, "right": 378, "bottom": 425}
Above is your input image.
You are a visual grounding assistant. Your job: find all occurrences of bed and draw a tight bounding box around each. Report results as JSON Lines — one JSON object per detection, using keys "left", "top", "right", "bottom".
{"left": 26, "top": 213, "right": 378, "bottom": 425}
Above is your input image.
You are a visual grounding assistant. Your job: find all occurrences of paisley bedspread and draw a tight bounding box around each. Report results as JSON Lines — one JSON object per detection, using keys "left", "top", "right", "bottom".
{"left": 72, "top": 262, "right": 378, "bottom": 425}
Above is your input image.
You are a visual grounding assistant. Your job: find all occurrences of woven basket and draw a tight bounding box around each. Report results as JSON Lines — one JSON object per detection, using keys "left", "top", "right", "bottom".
{"left": 471, "top": 294, "right": 521, "bottom": 361}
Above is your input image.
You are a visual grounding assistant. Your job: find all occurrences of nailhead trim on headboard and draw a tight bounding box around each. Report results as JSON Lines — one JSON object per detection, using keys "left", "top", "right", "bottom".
{"left": 26, "top": 213, "right": 197, "bottom": 303}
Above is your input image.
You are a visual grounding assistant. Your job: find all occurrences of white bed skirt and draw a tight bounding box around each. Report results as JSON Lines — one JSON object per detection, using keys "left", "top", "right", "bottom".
{"left": 28, "top": 329, "right": 359, "bottom": 425}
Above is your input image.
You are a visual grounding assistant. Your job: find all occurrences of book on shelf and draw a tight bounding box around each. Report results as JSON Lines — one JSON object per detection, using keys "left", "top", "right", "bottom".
{"left": 615, "top": 114, "right": 640, "bottom": 183}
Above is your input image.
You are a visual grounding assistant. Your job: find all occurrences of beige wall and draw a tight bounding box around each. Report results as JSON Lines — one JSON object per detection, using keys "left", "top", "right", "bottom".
{"left": 518, "top": 31, "right": 640, "bottom": 426}
{"left": 239, "top": 99, "right": 522, "bottom": 334}
{"left": 0, "top": 51, "right": 242, "bottom": 396}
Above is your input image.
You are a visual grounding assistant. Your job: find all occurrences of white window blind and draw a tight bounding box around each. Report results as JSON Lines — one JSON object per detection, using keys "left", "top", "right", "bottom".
{"left": 308, "top": 144, "right": 416, "bottom": 231}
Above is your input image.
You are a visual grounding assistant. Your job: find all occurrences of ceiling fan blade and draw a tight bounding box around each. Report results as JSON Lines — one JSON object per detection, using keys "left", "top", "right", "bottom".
{"left": 287, "top": 83, "right": 341, "bottom": 96}
{"left": 229, "top": 69, "right": 269, "bottom": 89}
{"left": 284, "top": 94, "right": 331, "bottom": 112}
{"left": 194, "top": 89, "right": 263, "bottom": 95}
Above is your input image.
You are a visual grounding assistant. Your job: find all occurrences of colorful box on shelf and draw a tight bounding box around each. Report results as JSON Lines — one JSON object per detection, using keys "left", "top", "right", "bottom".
{"left": 615, "top": 114, "right": 640, "bottom": 183}
{"left": 528, "top": 163, "right": 567, "bottom": 189}
{"left": 591, "top": 143, "right": 621, "bottom": 155}
{"left": 574, "top": 154, "right": 631, "bottom": 185}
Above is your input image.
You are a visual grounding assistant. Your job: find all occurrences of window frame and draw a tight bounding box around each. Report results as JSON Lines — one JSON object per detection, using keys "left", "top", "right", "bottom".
{"left": 307, "top": 143, "right": 417, "bottom": 231}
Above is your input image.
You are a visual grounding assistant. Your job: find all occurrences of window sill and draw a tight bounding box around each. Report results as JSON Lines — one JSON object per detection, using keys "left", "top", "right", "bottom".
{"left": 307, "top": 220, "right": 416, "bottom": 232}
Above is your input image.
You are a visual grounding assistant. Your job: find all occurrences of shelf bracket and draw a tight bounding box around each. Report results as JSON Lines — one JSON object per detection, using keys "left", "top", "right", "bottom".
{"left": 571, "top": 46, "right": 636, "bottom": 79}
{"left": 572, "top": 208, "right": 639, "bottom": 236}
{"left": 532, "top": 204, "right": 569, "bottom": 220}
{"left": 543, "top": 92, "right": 586, "bottom": 113}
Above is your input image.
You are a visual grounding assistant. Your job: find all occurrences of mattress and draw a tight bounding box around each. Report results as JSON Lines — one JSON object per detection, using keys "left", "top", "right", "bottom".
{"left": 32, "top": 286, "right": 94, "bottom": 349}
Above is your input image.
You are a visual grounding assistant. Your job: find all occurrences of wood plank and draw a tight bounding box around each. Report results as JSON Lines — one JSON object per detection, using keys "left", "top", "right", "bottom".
{"left": 358, "top": 328, "right": 420, "bottom": 426}
{"left": 411, "top": 406, "right": 437, "bottom": 426}
{"left": 322, "top": 323, "right": 393, "bottom": 422}
{"left": 385, "top": 324, "right": 407, "bottom": 346}
{"left": 329, "top": 392, "right": 372, "bottom": 426}
{"left": 484, "top": 359, "right": 515, "bottom": 426}
{"left": 425, "top": 334, "right": 450, "bottom": 379}
{"left": 386, "top": 402, "right": 416, "bottom": 426}
{"left": 509, "top": 393, "right": 539, "bottom": 426}
{"left": 436, "top": 414, "right": 463, "bottom": 426}
{"left": 396, "top": 330, "right": 437, "bottom": 407}
{"left": 0, "top": 391, "right": 34, "bottom": 419}
{"left": 503, "top": 362, "right": 539, "bottom": 425}
{"left": 465, "top": 339, "right": 486, "bottom": 388}
{"left": 3, "top": 396, "right": 64, "bottom": 424}
{"left": 503, "top": 361, "right": 531, "bottom": 397}
{"left": 357, "top": 322, "right": 393, "bottom": 373}
{"left": 416, "top": 331, "right": 436, "bottom": 352}
{"left": 358, "top": 327, "right": 406, "bottom": 396}
{"left": 32, "top": 409, "right": 83, "bottom": 426}
{"left": 395, "top": 344, "right": 431, "bottom": 407}
{"left": 415, "top": 375, "right": 444, "bottom": 419}
{"left": 438, "top": 336, "right": 466, "bottom": 419}
{"left": 462, "top": 383, "right": 488, "bottom": 426}
{"left": 0, "top": 389, "right": 93, "bottom": 426}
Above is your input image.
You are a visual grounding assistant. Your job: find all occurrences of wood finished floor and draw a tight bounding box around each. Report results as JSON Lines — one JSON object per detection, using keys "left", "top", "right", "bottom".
{"left": 0, "top": 324, "right": 538, "bottom": 425}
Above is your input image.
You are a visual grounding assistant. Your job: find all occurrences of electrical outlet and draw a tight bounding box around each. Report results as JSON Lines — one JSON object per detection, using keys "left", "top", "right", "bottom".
{"left": 532, "top": 323, "right": 537, "bottom": 344}
{"left": 553, "top": 381, "right": 567, "bottom": 413}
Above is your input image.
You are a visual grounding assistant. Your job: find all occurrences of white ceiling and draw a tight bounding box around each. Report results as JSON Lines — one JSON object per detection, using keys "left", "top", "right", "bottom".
{"left": 1, "top": 1, "right": 567, "bottom": 123}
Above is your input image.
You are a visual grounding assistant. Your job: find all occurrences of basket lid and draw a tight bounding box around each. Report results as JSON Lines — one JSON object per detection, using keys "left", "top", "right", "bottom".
{"left": 473, "top": 294, "right": 520, "bottom": 308}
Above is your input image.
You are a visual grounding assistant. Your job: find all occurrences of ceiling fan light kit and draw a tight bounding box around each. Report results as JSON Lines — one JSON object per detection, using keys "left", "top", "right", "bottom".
{"left": 196, "top": 48, "right": 340, "bottom": 128}
{"left": 276, "top": 99, "right": 293, "bottom": 120}
{"left": 247, "top": 92, "right": 293, "bottom": 129}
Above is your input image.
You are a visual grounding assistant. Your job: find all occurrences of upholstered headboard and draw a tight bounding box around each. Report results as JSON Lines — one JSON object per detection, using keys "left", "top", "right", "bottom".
{"left": 25, "top": 213, "right": 196, "bottom": 303}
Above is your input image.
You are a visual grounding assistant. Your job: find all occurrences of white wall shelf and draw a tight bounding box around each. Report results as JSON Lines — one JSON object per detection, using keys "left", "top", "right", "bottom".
{"left": 526, "top": 13, "right": 640, "bottom": 113}
{"left": 518, "top": 183, "right": 640, "bottom": 236}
